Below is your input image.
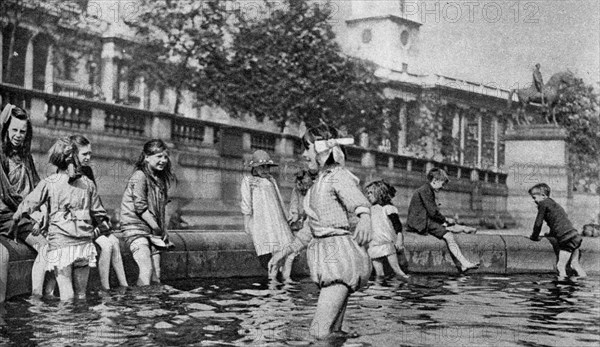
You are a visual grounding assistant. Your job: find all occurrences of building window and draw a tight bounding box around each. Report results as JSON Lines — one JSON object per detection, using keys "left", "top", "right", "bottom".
{"left": 400, "top": 30, "right": 410, "bottom": 46}
{"left": 362, "top": 29, "right": 372, "bottom": 44}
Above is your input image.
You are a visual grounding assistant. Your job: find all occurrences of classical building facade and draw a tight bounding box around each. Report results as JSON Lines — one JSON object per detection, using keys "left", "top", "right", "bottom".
{"left": 1, "top": 0, "right": 517, "bottom": 172}
{"left": 1, "top": 0, "right": 521, "bottom": 227}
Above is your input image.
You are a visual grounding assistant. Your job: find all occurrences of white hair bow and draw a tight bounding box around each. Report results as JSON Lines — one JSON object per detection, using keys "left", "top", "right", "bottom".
{"left": 0, "top": 104, "right": 15, "bottom": 125}
{"left": 314, "top": 137, "right": 354, "bottom": 166}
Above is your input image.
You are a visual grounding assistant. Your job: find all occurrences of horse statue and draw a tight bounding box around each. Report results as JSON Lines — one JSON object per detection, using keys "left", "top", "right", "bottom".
{"left": 507, "top": 70, "right": 575, "bottom": 125}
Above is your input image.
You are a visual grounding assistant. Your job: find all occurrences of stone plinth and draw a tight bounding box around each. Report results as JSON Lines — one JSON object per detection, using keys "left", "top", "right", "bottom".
{"left": 504, "top": 125, "right": 569, "bottom": 233}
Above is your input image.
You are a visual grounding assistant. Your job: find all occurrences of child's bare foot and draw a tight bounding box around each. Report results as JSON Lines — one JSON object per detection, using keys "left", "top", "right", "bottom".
{"left": 329, "top": 330, "right": 360, "bottom": 339}
{"left": 571, "top": 266, "right": 587, "bottom": 278}
{"left": 395, "top": 273, "right": 410, "bottom": 281}
{"left": 460, "top": 262, "right": 480, "bottom": 273}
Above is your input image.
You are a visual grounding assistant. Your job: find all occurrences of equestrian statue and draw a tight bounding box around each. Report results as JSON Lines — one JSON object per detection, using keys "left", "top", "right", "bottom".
{"left": 507, "top": 64, "right": 574, "bottom": 125}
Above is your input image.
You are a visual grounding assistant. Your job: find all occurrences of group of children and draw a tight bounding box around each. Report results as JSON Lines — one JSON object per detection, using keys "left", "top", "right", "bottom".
{"left": 1, "top": 104, "right": 175, "bottom": 301}
{"left": 241, "top": 122, "right": 588, "bottom": 340}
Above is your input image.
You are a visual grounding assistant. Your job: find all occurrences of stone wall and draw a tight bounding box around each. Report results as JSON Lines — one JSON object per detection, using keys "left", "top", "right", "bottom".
{"left": 3, "top": 83, "right": 511, "bottom": 229}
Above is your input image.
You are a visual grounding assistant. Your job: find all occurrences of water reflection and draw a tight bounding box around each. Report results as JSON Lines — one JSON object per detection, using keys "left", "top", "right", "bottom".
{"left": 0, "top": 274, "right": 597, "bottom": 346}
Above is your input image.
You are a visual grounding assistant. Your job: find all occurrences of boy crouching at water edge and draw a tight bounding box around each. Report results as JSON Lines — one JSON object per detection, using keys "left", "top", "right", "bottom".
{"left": 528, "top": 183, "right": 587, "bottom": 279}
{"left": 406, "top": 168, "right": 479, "bottom": 273}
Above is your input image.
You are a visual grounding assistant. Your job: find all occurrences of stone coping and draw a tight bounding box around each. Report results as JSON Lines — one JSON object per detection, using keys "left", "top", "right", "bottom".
{"left": 2, "top": 231, "right": 598, "bottom": 301}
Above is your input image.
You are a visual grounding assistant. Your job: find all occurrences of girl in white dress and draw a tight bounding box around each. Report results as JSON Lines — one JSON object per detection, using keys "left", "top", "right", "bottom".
{"left": 241, "top": 150, "right": 294, "bottom": 281}
{"left": 365, "top": 180, "right": 409, "bottom": 280}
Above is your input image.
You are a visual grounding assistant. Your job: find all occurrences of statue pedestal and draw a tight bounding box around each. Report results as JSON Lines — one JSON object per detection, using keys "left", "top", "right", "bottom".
{"left": 504, "top": 125, "right": 570, "bottom": 234}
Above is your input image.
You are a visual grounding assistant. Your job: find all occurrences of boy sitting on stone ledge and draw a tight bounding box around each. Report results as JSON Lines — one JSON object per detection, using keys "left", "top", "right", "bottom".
{"left": 406, "top": 168, "right": 479, "bottom": 273}
{"left": 528, "top": 183, "right": 587, "bottom": 279}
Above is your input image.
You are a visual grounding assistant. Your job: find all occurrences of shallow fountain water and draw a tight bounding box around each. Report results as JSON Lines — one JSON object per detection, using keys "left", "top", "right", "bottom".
{"left": 0, "top": 274, "right": 598, "bottom": 346}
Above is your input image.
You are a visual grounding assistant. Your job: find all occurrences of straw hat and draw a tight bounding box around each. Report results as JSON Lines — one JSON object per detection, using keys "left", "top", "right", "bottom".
{"left": 248, "top": 150, "right": 278, "bottom": 167}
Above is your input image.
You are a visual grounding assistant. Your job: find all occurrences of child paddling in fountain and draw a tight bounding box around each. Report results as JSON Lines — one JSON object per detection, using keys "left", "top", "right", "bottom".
{"left": 528, "top": 183, "right": 586, "bottom": 279}
{"left": 241, "top": 150, "right": 295, "bottom": 282}
{"left": 12, "top": 137, "right": 110, "bottom": 300}
{"left": 118, "top": 139, "right": 175, "bottom": 286}
{"left": 270, "top": 124, "right": 372, "bottom": 340}
{"left": 364, "top": 180, "right": 409, "bottom": 281}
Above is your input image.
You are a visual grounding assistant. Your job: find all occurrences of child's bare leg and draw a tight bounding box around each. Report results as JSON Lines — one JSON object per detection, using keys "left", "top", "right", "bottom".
{"left": 387, "top": 254, "right": 409, "bottom": 279}
{"left": 24, "top": 234, "right": 48, "bottom": 296}
{"left": 332, "top": 296, "right": 349, "bottom": 332}
{"left": 0, "top": 244, "right": 8, "bottom": 303}
{"left": 72, "top": 265, "right": 90, "bottom": 300}
{"left": 282, "top": 253, "right": 296, "bottom": 283}
{"left": 151, "top": 252, "right": 161, "bottom": 283}
{"left": 372, "top": 259, "right": 385, "bottom": 279}
{"left": 310, "top": 284, "right": 349, "bottom": 339}
{"left": 95, "top": 235, "right": 113, "bottom": 290}
{"left": 44, "top": 272, "right": 56, "bottom": 297}
{"left": 443, "top": 233, "right": 479, "bottom": 271}
{"left": 569, "top": 249, "right": 587, "bottom": 277}
{"left": 55, "top": 265, "right": 75, "bottom": 301}
{"left": 130, "top": 238, "right": 153, "bottom": 286}
{"left": 556, "top": 250, "right": 571, "bottom": 278}
{"left": 108, "top": 235, "right": 128, "bottom": 287}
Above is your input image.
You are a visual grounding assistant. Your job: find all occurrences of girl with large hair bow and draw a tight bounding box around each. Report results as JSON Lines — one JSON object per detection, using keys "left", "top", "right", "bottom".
{"left": 270, "top": 123, "right": 372, "bottom": 340}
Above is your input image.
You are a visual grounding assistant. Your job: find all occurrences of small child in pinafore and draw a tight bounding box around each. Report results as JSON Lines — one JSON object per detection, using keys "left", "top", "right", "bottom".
{"left": 365, "top": 180, "right": 409, "bottom": 280}
{"left": 13, "top": 137, "right": 109, "bottom": 300}
{"left": 528, "top": 183, "right": 586, "bottom": 279}
{"left": 241, "top": 150, "right": 294, "bottom": 282}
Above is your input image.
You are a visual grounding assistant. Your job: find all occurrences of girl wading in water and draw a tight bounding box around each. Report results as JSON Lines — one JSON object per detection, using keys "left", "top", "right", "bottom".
{"left": 270, "top": 124, "right": 372, "bottom": 339}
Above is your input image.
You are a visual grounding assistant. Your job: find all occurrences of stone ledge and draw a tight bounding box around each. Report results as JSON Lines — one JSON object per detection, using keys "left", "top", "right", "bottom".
{"left": 2, "top": 231, "right": 598, "bottom": 301}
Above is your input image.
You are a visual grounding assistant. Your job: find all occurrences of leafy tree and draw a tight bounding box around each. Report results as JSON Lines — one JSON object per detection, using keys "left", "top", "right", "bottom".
{"left": 209, "top": 0, "right": 389, "bottom": 133}
{"left": 555, "top": 76, "right": 600, "bottom": 192}
{"left": 125, "top": 0, "right": 229, "bottom": 114}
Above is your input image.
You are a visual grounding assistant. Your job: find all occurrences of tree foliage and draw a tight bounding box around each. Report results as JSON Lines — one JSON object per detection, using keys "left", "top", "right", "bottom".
{"left": 555, "top": 77, "right": 600, "bottom": 192}
{"left": 208, "top": 0, "right": 389, "bottom": 133}
{"left": 125, "top": 0, "right": 229, "bottom": 114}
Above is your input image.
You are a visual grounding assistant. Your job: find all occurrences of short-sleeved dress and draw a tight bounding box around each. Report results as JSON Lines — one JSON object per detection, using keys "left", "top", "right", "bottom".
{"left": 368, "top": 204, "right": 399, "bottom": 259}
{"left": 241, "top": 175, "right": 294, "bottom": 256}
{"left": 14, "top": 173, "right": 107, "bottom": 270}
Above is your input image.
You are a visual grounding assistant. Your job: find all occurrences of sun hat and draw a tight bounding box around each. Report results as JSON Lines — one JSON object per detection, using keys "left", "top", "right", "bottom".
{"left": 248, "top": 150, "right": 278, "bottom": 167}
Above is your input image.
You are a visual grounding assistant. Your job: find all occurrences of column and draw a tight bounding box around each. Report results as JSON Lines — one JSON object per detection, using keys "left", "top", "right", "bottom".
{"left": 459, "top": 109, "right": 466, "bottom": 165}
{"left": 451, "top": 109, "right": 460, "bottom": 162}
{"left": 397, "top": 102, "right": 407, "bottom": 154}
{"left": 139, "top": 76, "right": 148, "bottom": 109}
{"left": 493, "top": 113, "right": 499, "bottom": 170}
{"left": 477, "top": 111, "right": 483, "bottom": 168}
{"left": 100, "top": 37, "right": 116, "bottom": 102}
{"left": 44, "top": 44, "right": 54, "bottom": 93}
{"left": 118, "top": 64, "right": 129, "bottom": 102}
{"left": 0, "top": 29, "right": 3, "bottom": 83}
{"left": 24, "top": 35, "right": 35, "bottom": 89}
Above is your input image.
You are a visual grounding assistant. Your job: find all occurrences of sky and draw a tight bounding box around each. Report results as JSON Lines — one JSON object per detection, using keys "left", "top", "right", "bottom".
{"left": 410, "top": 0, "right": 600, "bottom": 90}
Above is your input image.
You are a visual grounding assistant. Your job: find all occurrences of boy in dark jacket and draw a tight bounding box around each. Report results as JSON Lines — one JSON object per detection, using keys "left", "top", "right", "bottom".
{"left": 407, "top": 168, "right": 479, "bottom": 272}
{"left": 528, "top": 183, "right": 586, "bottom": 279}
